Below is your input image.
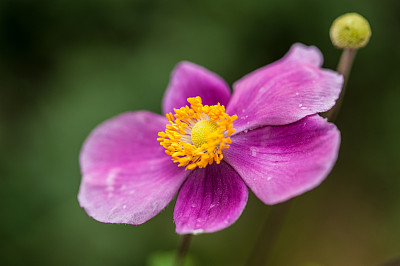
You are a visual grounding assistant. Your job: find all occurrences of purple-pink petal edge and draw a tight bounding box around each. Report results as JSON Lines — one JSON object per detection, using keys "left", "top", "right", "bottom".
{"left": 224, "top": 115, "right": 340, "bottom": 205}
{"left": 78, "top": 111, "right": 188, "bottom": 225}
{"left": 174, "top": 162, "right": 248, "bottom": 234}
{"left": 227, "top": 43, "right": 343, "bottom": 133}
{"left": 162, "top": 61, "right": 231, "bottom": 115}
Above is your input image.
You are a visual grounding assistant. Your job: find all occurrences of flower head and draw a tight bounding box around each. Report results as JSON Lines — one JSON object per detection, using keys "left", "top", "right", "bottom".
{"left": 78, "top": 43, "right": 343, "bottom": 234}
{"left": 158, "top": 96, "right": 237, "bottom": 170}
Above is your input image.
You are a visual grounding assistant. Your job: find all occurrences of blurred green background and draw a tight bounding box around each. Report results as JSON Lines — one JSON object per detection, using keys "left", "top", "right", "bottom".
{"left": 1, "top": 0, "right": 400, "bottom": 265}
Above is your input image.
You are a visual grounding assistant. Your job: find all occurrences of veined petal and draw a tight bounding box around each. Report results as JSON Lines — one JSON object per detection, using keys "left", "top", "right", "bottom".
{"left": 223, "top": 115, "right": 340, "bottom": 205}
{"left": 78, "top": 111, "right": 188, "bottom": 224}
{"left": 227, "top": 43, "right": 343, "bottom": 132}
{"left": 162, "top": 61, "right": 231, "bottom": 115}
{"left": 174, "top": 162, "right": 248, "bottom": 234}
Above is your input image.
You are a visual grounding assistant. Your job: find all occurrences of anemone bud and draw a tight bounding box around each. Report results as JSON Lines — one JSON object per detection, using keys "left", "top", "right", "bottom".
{"left": 330, "top": 13, "right": 371, "bottom": 49}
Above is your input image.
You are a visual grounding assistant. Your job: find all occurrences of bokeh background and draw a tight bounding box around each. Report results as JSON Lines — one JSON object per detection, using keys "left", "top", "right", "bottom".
{"left": 1, "top": 0, "right": 400, "bottom": 265}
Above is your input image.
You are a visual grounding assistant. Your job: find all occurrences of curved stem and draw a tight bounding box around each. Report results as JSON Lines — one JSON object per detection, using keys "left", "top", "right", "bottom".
{"left": 246, "top": 48, "right": 358, "bottom": 266}
{"left": 174, "top": 234, "right": 192, "bottom": 266}
{"left": 325, "top": 48, "right": 357, "bottom": 121}
{"left": 245, "top": 201, "right": 293, "bottom": 266}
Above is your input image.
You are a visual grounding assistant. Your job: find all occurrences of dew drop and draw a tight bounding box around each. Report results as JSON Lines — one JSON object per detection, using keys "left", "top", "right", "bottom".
{"left": 152, "top": 201, "right": 159, "bottom": 212}
{"left": 250, "top": 146, "right": 258, "bottom": 157}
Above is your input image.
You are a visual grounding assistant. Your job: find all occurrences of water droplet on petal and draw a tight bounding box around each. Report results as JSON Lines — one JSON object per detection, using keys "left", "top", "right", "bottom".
{"left": 250, "top": 146, "right": 258, "bottom": 157}
{"left": 152, "top": 201, "right": 159, "bottom": 212}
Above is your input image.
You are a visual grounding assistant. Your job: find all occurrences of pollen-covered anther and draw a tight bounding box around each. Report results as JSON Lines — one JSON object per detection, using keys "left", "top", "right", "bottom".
{"left": 157, "top": 96, "right": 237, "bottom": 170}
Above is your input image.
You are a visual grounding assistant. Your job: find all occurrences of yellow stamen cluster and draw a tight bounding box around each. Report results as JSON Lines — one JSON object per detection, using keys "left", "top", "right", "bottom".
{"left": 157, "top": 96, "right": 237, "bottom": 170}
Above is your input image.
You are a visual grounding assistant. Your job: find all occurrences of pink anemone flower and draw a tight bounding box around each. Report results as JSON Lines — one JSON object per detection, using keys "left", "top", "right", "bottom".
{"left": 78, "top": 43, "right": 343, "bottom": 234}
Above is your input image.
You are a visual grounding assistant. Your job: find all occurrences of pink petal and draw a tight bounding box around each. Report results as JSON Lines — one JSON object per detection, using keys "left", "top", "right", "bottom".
{"left": 162, "top": 61, "right": 231, "bottom": 115}
{"left": 78, "top": 111, "right": 188, "bottom": 224}
{"left": 223, "top": 115, "right": 340, "bottom": 205}
{"left": 174, "top": 162, "right": 248, "bottom": 235}
{"left": 227, "top": 43, "right": 343, "bottom": 132}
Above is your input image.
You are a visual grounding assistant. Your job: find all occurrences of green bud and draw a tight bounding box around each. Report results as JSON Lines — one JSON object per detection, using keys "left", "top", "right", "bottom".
{"left": 330, "top": 13, "right": 371, "bottom": 49}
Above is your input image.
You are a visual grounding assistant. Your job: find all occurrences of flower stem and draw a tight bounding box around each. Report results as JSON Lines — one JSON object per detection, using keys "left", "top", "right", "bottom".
{"left": 325, "top": 48, "right": 357, "bottom": 122}
{"left": 174, "top": 234, "right": 192, "bottom": 266}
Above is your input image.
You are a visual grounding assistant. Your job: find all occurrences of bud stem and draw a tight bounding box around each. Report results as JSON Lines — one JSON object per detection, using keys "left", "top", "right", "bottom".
{"left": 174, "top": 234, "right": 192, "bottom": 266}
{"left": 247, "top": 46, "right": 359, "bottom": 266}
{"left": 325, "top": 48, "right": 357, "bottom": 122}
{"left": 246, "top": 201, "right": 293, "bottom": 266}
